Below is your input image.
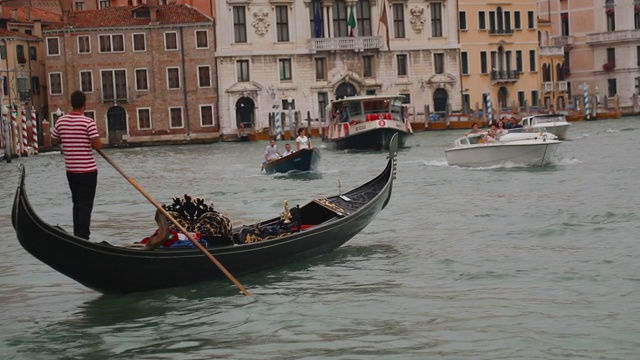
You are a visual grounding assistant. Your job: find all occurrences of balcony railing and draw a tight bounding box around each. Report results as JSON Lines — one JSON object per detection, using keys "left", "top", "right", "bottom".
{"left": 558, "top": 81, "right": 568, "bottom": 92}
{"left": 543, "top": 82, "right": 554, "bottom": 92}
{"left": 540, "top": 46, "right": 564, "bottom": 56}
{"left": 587, "top": 29, "right": 640, "bottom": 44}
{"left": 490, "top": 70, "right": 519, "bottom": 82}
{"left": 308, "top": 36, "right": 383, "bottom": 52}
{"left": 552, "top": 36, "right": 574, "bottom": 47}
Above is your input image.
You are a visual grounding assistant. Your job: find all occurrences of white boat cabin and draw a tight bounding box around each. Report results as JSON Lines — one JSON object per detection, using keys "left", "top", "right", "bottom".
{"left": 327, "top": 95, "right": 407, "bottom": 125}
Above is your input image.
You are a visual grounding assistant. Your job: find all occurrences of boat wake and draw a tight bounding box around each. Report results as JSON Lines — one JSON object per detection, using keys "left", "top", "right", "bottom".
{"left": 420, "top": 159, "right": 449, "bottom": 167}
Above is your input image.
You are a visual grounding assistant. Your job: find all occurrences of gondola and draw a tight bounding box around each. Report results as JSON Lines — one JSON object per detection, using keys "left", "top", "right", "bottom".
{"left": 262, "top": 148, "right": 321, "bottom": 174}
{"left": 11, "top": 135, "right": 398, "bottom": 295}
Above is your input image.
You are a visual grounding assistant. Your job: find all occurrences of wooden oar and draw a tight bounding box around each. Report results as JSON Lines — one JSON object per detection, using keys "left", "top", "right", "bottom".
{"left": 97, "top": 149, "right": 251, "bottom": 297}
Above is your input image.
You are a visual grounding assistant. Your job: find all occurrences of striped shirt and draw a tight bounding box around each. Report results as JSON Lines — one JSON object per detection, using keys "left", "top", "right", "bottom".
{"left": 51, "top": 112, "right": 100, "bottom": 173}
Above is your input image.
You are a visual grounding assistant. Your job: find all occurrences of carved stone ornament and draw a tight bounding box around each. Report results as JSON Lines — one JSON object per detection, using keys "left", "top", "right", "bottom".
{"left": 252, "top": 8, "right": 270, "bottom": 36}
{"left": 409, "top": 6, "right": 425, "bottom": 34}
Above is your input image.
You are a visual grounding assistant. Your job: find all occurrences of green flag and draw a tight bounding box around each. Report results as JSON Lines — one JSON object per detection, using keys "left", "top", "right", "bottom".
{"left": 348, "top": 5, "right": 356, "bottom": 36}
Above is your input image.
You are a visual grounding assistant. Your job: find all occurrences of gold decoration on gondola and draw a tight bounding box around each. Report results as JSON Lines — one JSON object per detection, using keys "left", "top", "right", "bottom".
{"left": 313, "top": 198, "right": 346, "bottom": 216}
{"left": 281, "top": 199, "right": 292, "bottom": 224}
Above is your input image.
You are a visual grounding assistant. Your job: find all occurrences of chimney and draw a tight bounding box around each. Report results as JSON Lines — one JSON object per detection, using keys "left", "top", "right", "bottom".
{"left": 59, "top": 0, "right": 72, "bottom": 25}
{"left": 148, "top": 0, "right": 158, "bottom": 23}
{"left": 11, "top": 8, "right": 18, "bottom": 21}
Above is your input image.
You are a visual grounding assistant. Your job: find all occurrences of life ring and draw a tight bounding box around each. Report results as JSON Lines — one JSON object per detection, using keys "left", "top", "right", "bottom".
{"left": 378, "top": 120, "right": 386, "bottom": 127}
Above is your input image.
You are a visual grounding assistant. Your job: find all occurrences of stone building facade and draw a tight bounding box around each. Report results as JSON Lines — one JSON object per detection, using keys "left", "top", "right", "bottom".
{"left": 215, "top": 0, "right": 462, "bottom": 138}
{"left": 43, "top": 2, "right": 218, "bottom": 146}
{"left": 458, "top": 0, "right": 542, "bottom": 113}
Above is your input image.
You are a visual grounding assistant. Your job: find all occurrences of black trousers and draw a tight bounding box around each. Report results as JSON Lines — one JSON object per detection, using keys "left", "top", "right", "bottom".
{"left": 66, "top": 171, "right": 98, "bottom": 240}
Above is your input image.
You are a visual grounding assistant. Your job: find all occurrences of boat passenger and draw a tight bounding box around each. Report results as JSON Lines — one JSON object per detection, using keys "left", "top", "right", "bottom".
{"left": 282, "top": 143, "right": 295, "bottom": 157}
{"left": 296, "top": 128, "right": 312, "bottom": 150}
{"left": 484, "top": 125, "right": 498, "bottom": 143}
{"left": 496, "top": 120, "right": 508, "bottom": 138}
{"left": 510, "top": 117, "right": 523, "bottom": 129}
{"left": 264, "top": 139, "right": 282, "bottom": 162}
{"left": 466, "top": 122, "right": 481, "bottom": 136}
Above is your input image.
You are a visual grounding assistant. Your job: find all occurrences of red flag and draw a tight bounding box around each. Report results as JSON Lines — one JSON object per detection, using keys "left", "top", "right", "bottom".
{"left": 379, "top": 0, "right": 390, "bottom": 50}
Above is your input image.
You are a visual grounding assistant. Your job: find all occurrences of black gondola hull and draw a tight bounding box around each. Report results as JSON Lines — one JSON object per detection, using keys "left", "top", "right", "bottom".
{"left": 12, "top": 136, "right": 398, "bottom": 294}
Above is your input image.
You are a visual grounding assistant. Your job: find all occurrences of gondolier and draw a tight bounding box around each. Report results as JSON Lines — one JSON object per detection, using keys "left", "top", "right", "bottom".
{"left": 50, "top": 90, "right": 103, "bottom": 240}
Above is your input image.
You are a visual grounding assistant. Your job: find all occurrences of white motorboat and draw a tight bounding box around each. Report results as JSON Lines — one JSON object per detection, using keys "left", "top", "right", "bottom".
{"left": 444, "top": 129, "right": 561, "bottom": 167}
{"left": 518, "top": 114, "right": 571, "bottom": 140}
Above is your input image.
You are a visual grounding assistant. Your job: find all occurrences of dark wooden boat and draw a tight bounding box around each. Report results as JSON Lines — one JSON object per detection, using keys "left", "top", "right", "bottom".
{"left": 262, "top": 148, "right": 321, "bottom": 174}
{"left": 12, "top": 135, "right": 398, "bottom": 294}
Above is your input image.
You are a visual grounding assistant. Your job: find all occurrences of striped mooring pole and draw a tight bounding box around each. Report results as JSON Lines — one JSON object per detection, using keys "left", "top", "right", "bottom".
{"left": 485, "top": 91, "right": 493, "bottom": 125}
{"left": 583, "top": 82, "right": 590, "bottom": 120}
{"left": 31, "top": 106, "right": 38, "bottom": 154}
{"left": 11, "top": 109, "right": 19, "bottom": 157}
{"left": 21, "top": 106, "right": 28, "bottom": 156}
{"left": 274, "top": 100, "right": 282, "bottom": 140}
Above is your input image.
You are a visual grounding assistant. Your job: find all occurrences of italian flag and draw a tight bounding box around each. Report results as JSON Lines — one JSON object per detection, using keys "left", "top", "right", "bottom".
{"left": 348, "top": 5, "right": 357, "bottom": 37}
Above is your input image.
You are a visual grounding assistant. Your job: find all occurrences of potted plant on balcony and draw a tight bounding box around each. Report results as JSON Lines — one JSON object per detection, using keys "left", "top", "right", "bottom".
{"left": 603, "top": 63, "right": 615, "bottom": 71}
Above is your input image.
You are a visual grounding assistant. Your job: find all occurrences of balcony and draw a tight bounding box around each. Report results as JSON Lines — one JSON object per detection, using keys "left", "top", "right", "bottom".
{"left": 540, "top": 46, "right": 564, "bottom": 57}
{"left": 308, "top": 36, "right": 383, "bottom": 52}
{"left": 543, "top": 82, "right": 554, "bottom": 92}
{"left": 558, "top": 81, "right": 568, "bottom": 92}
{"left": 490, "top": 70, "right": 519, "bottom": 82}
{"left": 586, "top": 29, "right": 640, "bottom": 44}
{"left": 552, "top": 36, "right": 575, "bottom": 47}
